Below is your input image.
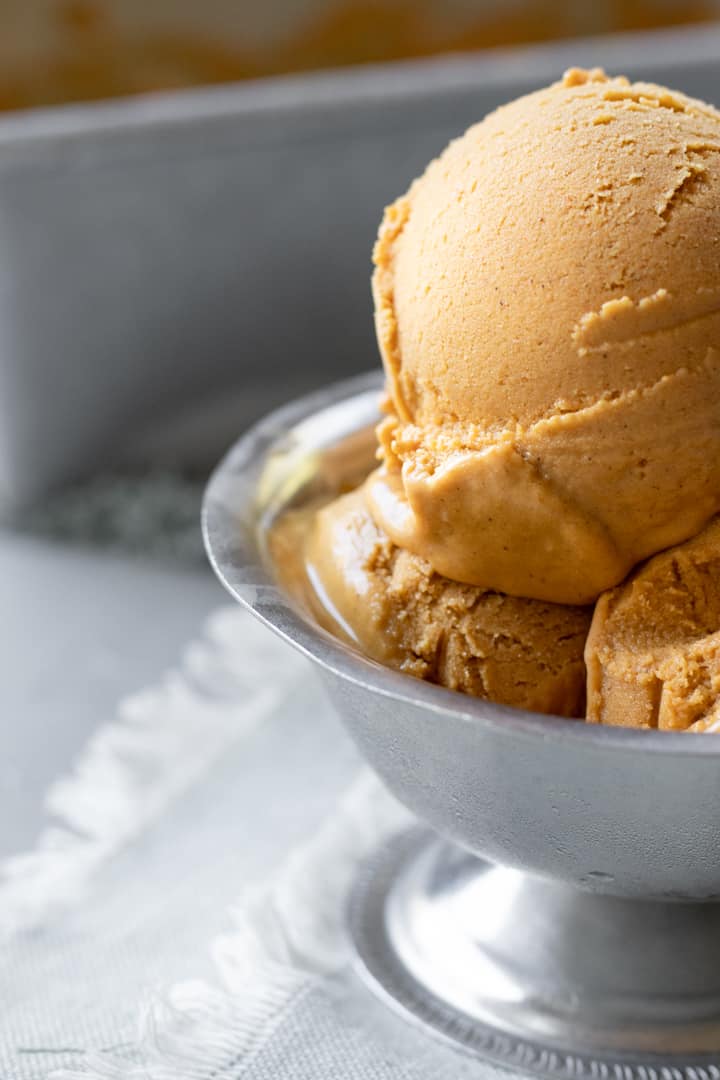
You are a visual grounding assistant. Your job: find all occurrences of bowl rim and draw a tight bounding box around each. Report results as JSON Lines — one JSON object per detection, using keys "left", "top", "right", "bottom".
{"left": 202, "top": 370, "right": 720, "bottom": 758}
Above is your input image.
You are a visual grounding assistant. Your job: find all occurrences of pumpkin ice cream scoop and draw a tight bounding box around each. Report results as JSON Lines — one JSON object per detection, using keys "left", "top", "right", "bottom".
{"left": 369, "top": 67, "right": 720, "bottom": 605}
{"left": 301, "top": 488, "right": 591, "bottom": 717}
{"left": 585, "top": 515, "right": 720, "bottom": 732}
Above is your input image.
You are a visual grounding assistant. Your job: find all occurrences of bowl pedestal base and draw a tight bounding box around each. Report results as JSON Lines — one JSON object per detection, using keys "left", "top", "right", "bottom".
{"left": 349, "top": 830, "right": 720, "bottom": 1076}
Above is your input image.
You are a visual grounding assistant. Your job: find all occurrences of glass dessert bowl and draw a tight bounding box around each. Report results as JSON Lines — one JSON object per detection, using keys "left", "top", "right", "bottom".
{"left": 203, "top": 372, "right": 720, "bottom": 1075}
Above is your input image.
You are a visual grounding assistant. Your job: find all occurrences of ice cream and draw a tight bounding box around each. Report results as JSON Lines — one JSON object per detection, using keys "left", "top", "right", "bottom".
{"left": 274, "top": 67, "right": 720, "bottom": 730}
{"left": 370, "top": 67, "right": 720, "bottom": 605}
{"left": 586, "top": 516, "right": 720, "bottom": 731}
{"left": 301, "top": 488, "right": 590, "bottom": 716}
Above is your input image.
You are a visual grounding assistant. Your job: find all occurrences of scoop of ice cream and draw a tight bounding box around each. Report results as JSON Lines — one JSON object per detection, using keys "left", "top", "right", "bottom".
{"left": 585, "top": 516, "right": 720, "bottom": 731}
{"left": 301, "top": 487, "right": 590, "bottom": 716}
{"left": 370, "top": 67, "right": 720, "bottom": 605}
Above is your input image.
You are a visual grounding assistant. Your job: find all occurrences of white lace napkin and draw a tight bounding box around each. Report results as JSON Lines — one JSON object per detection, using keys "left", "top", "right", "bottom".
{"left": 0, "top": 594, "right": 503, "bottom": 1080}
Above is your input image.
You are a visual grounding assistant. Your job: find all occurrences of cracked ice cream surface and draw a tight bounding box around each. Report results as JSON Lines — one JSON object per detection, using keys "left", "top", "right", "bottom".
{"left": 586, "top": 515, "right": 720, "bottom": 731}
{"left": 293, "top": 488, "right": 591, "bottom": 716}
{"left": 370, "top": 67, "right": 720, "bottom": 604}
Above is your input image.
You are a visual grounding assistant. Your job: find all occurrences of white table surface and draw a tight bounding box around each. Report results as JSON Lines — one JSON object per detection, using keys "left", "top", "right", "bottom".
{"left": 0, "top": 532, "right": 224, "bottom": 855}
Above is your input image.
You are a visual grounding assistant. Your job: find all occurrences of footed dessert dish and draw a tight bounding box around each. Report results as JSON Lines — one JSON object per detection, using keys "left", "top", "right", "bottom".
{"left": 205, "top": 68, "right": 720, "bottom": 1073}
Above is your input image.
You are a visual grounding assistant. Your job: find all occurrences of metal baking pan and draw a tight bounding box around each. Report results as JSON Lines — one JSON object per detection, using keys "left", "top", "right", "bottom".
{"left": 1, "top": 24, "right": 720, "bottom": 511}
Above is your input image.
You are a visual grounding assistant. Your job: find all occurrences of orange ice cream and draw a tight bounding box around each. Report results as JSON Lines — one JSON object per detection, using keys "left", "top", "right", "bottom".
{"left": 302, "top": 488, "right": 590, "bottom": 716}
{"left": 369, "top": 67, "right": 720, "bottom": 605}
{"left": 586, "top": 515, "right": 720, "bottom": 731}
{"left": 275, "top": 68, "right": 720, "bottom": 729}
